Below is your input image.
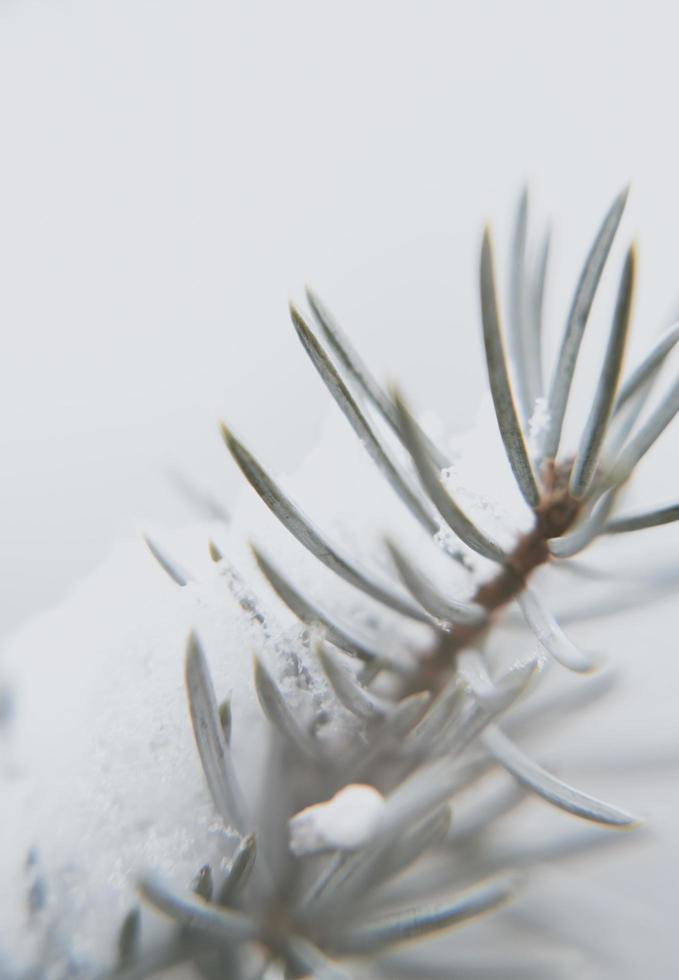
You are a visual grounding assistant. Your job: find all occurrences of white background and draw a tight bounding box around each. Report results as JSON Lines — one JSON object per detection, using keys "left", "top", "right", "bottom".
{"left": 2, "top": 0, "right": 679, "bottom": 635}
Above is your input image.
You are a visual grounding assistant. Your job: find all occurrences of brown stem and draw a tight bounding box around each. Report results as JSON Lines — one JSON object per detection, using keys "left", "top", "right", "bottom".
{"left": 416, "top": 461, "right": 582, "bottom": 692}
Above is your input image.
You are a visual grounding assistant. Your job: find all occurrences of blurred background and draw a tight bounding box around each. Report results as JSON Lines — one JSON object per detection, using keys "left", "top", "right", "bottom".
{"left": 2, "top": 0, "right": 679, "bottom": 636}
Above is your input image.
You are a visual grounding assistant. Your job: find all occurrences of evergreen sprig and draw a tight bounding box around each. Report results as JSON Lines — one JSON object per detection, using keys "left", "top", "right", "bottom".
{"left": 131, "top": 188, "right": 678, "bottom": 979}
{"left": 13, "top": 188, "right": 678, "bottom": 979}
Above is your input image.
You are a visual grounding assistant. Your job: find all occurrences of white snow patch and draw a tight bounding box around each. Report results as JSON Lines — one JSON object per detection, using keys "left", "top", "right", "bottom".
{"left": 289, "top": 783, "right": 385, "bottom": 855}
{"left": 440, "top": 394, "right": 535, "bottom": 553}
{"left": 0, "top": 512, "right": 332, "bottom": 972}
{"left": 527, "top": 396, "right": 551, "bottom": 458}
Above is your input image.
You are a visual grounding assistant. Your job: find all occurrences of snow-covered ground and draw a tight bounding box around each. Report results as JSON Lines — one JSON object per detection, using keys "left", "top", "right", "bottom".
{"left": 2, "top": 409, "right": 678, "bottom": 975}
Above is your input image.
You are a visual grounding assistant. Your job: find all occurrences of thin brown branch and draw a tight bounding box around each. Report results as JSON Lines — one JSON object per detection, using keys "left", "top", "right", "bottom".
{"left": 416, "top": 462, "right": 582, "bottom": 691}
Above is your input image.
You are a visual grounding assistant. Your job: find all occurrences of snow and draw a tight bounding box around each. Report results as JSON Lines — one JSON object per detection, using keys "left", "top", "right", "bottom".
{"left": 1, "top": 406, "right": 679, "bottom": 976}
{"left": 289, "top": 784, "right": 386, "bottom": 856}
{"left": 527, "top": 396, "right": 551, "bottom": 458}
{"left": 0, "top": 409, "right": 437, "bottom": 974}
{"left": 0, "top": 523, "right": 257, "bottom": 970}
{"left": 439, "top": 393, "right": 535, "bottom": 554}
